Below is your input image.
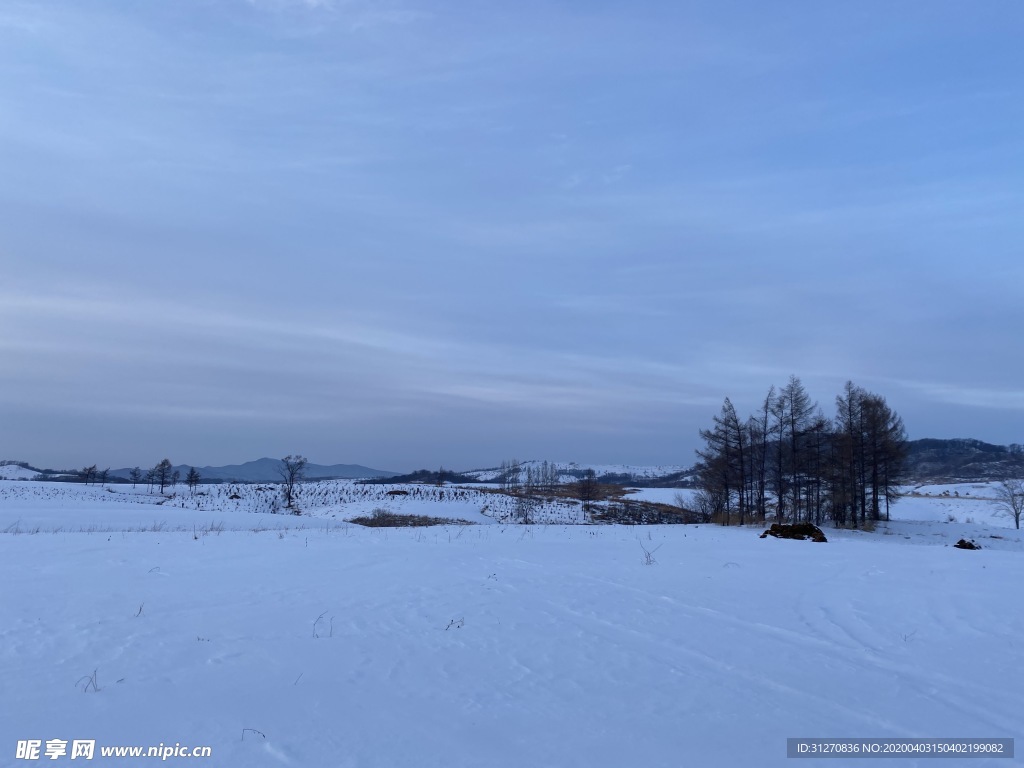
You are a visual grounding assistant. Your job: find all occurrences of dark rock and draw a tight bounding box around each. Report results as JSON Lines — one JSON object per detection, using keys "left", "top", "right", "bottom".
{"left": 953, "top": 538, "right": 981, "bottom": 550}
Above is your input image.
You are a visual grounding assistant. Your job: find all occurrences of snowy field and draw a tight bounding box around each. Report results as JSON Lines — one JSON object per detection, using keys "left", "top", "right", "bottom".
{"left": 1, "top": 479, "right": 1022, "bottom": 767}
{"left": 0, "top": 479, "right": 585, "bottom": 532}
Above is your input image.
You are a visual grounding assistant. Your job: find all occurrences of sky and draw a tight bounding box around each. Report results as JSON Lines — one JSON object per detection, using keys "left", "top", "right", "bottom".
{"left": 1, "top": 0, "right": 1022, "bottom": 473}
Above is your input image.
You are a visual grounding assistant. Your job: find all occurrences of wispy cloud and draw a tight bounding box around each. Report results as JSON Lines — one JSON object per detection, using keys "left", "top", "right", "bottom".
{"left": 885, "top": 379, "right": 1024, "bottom": 412}
{"left": 2, "top": 1, "right": 1021, "bottom": 467}
{"left": 245, "top": 0, "right": 427, "bottom": 30}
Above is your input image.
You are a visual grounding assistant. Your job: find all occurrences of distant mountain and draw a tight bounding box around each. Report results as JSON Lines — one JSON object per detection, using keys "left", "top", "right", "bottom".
{"left": 107, "top": 458, "right": 397, "bottom": 483}
{"left": 904, "top": 438, "right": 1024, "bottom": 482}
{"left": 6, "top": 439, "right": 1024, "bottom": 486}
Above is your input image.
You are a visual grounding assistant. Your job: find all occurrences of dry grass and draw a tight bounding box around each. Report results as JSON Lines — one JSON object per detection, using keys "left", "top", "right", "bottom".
{"left": 350, "top": 509, "right": 476, "bottom": 528}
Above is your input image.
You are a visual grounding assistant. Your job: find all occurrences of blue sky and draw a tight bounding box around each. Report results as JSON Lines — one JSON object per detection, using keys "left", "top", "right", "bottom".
{"left": 1, "top": 0, "right": 1022, "bottom": 472}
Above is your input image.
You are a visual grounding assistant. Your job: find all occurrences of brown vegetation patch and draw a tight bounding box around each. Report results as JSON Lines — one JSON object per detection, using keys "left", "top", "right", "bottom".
{"left": 594, "top": 501, "right": 692, "bottom": 525}
{"left": 953, "top": 538, "right": 981, "bottom": 550}
{"left": 350, "top": 509, "right": 475, "bottom": 528}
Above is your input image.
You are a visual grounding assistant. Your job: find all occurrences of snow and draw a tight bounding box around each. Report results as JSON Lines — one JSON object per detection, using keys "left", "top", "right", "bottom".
{"left": 624, "top": 487, "right": 695, "bottom": 505}
{"left": 1, "top": 479, "right": 1022, "bottom": 767}
{"left": 0, "top": 464, "right": 39, "bottom": 480}
{"left": 891, "top": 484, "right": 1016, "bottom": 529}
{"left": 0, "top": 480, "right": 587, "bottom": 531}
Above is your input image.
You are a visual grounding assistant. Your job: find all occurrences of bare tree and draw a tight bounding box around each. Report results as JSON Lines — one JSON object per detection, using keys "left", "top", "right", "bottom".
{"left": 678, "top": 490, "right": 715, "bottom": 524}
{"left": 80, "top": 465, "right": 98, "bottom": 485}
{"left": 576, "top": 469, "right": 598, "bottom": 520}
{"left": 695, "top": 398, "right": 747, "bottom": 526}
{"left": 278, "top": 455, "right": 308, "bottom": 512}
{"left": 778, "top": 376, "right": 816, "bottom": 524}
{"left": 994, "top": 478, "right": 1024, "bottom": 530}
{"left": 153, "top": 459, "right": 174, "bottom": 493}
{"left": 129, "top": 467, "right": 142, "bottom": 488}
{"left": 500, "top": 459, "right": 522, "bottom": 495}
{"left": 99, "top": 468, "right": 109, "bottom": 487}
{"left": 515, "top": 495, "right": 537, "bottom": 524}
{"left": 540, "top": 460, "right": 559, "bottom": 492}
{"left": 752, "top": 386, "right": 775, "bottom": 521}
{"left": 186, "top": 467, "right": 201, "bottom": 493}
{"left": 861, "top": 392, "right": 907, "bottom": 522}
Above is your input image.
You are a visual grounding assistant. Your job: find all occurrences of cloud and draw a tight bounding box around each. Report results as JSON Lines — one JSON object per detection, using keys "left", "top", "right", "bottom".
{"left": 245, "top": 0, "right": 427, "bottom": 29}
{"left": 887, "top": 379, "right": 1024, "bottom": 412}
{"left": 1, "top": 2, "right": 1021, "bottom": 468}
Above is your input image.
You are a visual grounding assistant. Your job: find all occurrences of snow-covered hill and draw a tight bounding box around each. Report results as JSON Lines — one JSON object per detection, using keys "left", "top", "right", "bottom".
{"left": 0, "top": 463, "right": 39, "bottom": 480}
{"left": 465, "top": 459, "right": 689, "bottom": 484}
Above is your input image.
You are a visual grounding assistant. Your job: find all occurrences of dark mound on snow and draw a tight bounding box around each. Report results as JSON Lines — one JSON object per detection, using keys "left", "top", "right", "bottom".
{"left": 760, "top": 523, "right": 828, "bottom": 543}
{"left": 953, "top": 538, "right": 981, "bottom": 550}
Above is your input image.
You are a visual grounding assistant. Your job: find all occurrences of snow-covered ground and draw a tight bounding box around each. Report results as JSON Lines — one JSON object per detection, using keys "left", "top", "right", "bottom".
{"left": 895, "top": 483, "right": 1010, "bottom": 525}
{"left": 625, "top": 486, "right": 694, "bottom": 506}
{"left": 0, "top": 480, "right": 585, "bottom": 531}
{"left": 1, "top": 479, "right": 1022, "bottom": 767}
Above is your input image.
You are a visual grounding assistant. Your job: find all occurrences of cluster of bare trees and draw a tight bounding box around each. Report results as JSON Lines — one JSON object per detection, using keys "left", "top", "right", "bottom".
{"left": 120, "top": 455, "right": 306, "bottom": 509}
{"left": 576, "top": 468, "right": 599, "bottom": 517}
{"left": 497, "top": 459, "right": 567, "bottom": 523}
{"left": 78, "top": 465, "right": 109, "bottom": 486}
{"left": 126, "top": 459, "right": 196, "bottom": 494}
{"left": 695, "top": 376, "right": 908, "bottom": 528}
{"left": 497, "top": 459, "right": 560, "bottom": 494}
{"left": 496, "top": 460, "right": 606, "bottom": 523}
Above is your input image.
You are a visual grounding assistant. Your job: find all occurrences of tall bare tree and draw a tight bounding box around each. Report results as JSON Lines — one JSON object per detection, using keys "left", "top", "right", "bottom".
{"left": 861, "top": 392, "right": 907, "bottom": 522}
{"left": 778, "top": 376, "right": 816, "bottom": 524}
{"left": 835, "top": 381, "right": 866, "bottom": 528}
{"left": 576, "top": 469, "right": 599, "bottom": 520}
{"left": 278, "top": 455, "right": 308, "bottom": 511}
{"left": 153, "top": 459, "right": 174, "bottom": 493}
{"left": 696, "top": 398, "right": 748, "bottom": 525}
{"left": 186, "top": 467, "right": 201, "bottom": 493}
